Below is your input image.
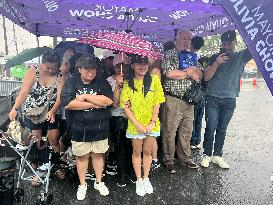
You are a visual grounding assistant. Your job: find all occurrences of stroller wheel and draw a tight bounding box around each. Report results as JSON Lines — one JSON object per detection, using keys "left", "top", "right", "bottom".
{"left": 14, "top": 188, "right": 25, "bottom": 202}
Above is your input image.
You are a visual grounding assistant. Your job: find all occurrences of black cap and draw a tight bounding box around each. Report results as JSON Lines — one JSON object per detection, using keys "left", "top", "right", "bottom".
{"left": 130, "top": 54, "right": 148, "bottom": 64}
{"left": 221, "top": 30, "right": 236, "bottom": 43}
{"left": 76, "top": 54, "right": 97, "bottom": 69}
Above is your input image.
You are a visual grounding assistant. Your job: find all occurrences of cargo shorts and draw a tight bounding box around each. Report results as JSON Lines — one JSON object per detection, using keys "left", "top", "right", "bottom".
{"left": 71, "top": 139, "right": 109, "bottom": 156}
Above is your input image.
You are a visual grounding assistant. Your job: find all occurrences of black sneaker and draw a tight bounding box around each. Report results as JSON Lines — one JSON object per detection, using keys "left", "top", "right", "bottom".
{"left": 166, "top": 164, "right": 176, "bottom": 174}
{"left": 183, "top": 160, "right": 199, "bottom": 169}
{"left": 117, "top": 175, "right": 127, "bottom": 187}
{"left": 106, "top": 167, "right": 118, "bottom": 176}
{"left": 151, "top": 160, "right": 161, "bottom": 170}
{"left": 85, "top": 173, "right": 96, "bottom": 180}
{"left": 106, "top": 161, "right": 117, "bottom": 169}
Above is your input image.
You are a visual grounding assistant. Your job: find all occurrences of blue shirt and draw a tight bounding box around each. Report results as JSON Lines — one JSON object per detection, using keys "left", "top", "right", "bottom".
{"left": 206, "top": 49, "right": 252, "bottom": 99}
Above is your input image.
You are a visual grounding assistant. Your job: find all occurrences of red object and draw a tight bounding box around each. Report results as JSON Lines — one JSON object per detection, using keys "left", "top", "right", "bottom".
{"left": 78, "top": 32, "right": 163, "bottom": 59}
{"left": 240, "top": 79, "right": 243, "bottom": 87}
{"left": 252, "top": 78, "right": 257, "bottom": 86}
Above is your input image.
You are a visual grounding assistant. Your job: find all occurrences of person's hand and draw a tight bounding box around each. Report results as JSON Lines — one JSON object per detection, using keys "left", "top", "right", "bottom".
{"left": 185, "top": 66, "right": 197, "bottom": 76}
{"left": 146, "top": 121, "right": 156, "bottom": 132}
{"left": 187, "top": 69, "right": 202, "bottom": 82}
{"left": 136, "top": 123, "right": 147, "bottom": 134}
{"left": 76, "top": 94, "right": 86, "bottom": 102}
{"left": 9, "top": 108, "right": 17, "bottom": 121}
{"left": 186, "top": 66, "right": 201, "bottom": 81}
{"left": 215, "top": 53, "right": 228, "bottom": 66}
{"left": 116, "top": 74, "right": 124, "bottom": 88}
{"left": 47, "top": 111, "right": 56, "bottom": 123}
{"left": 62, "top": 51, "right": 74, "bottom": 63}
{"left": 124, "top": 101, "right": 131, "bottom": 109}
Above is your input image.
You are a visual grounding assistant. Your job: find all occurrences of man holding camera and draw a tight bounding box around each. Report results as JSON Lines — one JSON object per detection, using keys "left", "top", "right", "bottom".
{"left": 200, "top": 30, "right": 252, "bottom": 169}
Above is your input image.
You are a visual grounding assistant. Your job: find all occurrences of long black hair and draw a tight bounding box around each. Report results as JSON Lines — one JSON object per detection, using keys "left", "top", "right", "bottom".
{"left": 127, "top": 64, "right": 152, "bottom": 97}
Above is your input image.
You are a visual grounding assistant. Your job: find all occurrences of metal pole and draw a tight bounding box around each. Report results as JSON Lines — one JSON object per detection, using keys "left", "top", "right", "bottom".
{"left": 53, "top": 37, "right": 58, "bottom": 47}
{"left": 36, "top": 36, "right": 40, "bottom": 63}
{"left": 12, "top": 23, "right": 18, "bottom": 54}
{"left": 2, "top": 15, "right": 8, "bottom": 55}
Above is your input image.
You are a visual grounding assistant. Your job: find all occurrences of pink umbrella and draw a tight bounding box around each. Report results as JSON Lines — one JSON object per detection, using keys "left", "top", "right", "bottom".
{"left": 78, "top": 32, "right": 163, "bottom": 60}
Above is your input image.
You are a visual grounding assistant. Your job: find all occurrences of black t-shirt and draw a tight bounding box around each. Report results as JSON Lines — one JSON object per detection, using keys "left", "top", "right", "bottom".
{"left": 61, "top": 75, "right": 113, "bottom": 142}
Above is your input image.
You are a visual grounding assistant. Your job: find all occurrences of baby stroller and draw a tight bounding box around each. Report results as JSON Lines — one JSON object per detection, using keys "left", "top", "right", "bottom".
{"left": 0, "top": 92, "right": 55, "bottom": 204}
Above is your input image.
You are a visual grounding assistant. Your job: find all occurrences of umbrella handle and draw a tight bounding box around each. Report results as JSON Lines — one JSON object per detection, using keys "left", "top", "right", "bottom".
{"left": 120, "top": 52, "right": 124, "bottom": 75}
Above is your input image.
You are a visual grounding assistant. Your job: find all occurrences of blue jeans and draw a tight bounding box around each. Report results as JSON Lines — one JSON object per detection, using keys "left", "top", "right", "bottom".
{"left": 191, "top": 100, "right": 205, "bottom": 145}
{"left": 203, "top": 96, "right": 236, "bottom": 157}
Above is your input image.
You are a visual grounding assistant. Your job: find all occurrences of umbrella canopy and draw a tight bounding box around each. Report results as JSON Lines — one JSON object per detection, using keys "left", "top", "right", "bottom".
{"left": 54, "top": 41, "right": 94, "bottom": 59}
{"left": 10, "top": 64, "right": 28, "bottom": 79}
{"left": 0, "top": 1, "right": 234, "bottom": 41}
{"left": 79, "top": 32, "right": 163, "bottom": 59}
{"left": 5, "top": 47, "right": 50, "bottom": 69}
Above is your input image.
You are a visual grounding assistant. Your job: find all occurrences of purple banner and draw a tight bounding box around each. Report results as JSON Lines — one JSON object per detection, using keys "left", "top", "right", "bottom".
{"left": 220, "top": 0, "right": 273, "bottom": 95}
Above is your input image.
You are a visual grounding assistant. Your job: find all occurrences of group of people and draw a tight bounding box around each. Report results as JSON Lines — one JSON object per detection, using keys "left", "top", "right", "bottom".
{"left": 8, "top": 29, "right": 251, "bottom": 200}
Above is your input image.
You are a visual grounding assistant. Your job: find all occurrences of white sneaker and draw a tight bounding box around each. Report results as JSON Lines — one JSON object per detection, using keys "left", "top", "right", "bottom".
{"left": 94, "top": 181, "right": 109, "bottom": 196}
{"left": 136, "top": 179, "right": 145, "bottom": 196}
{"left": 195, "top": 144, "right": 202, "bottom": 149}
{"left": 77, "top": 182, "right": 87, "bottom": 200}
{"left": 211, "top": 156, "right": 230, "bottom": 169}
{"left": 143, "top": 178, "right": 153, "bottom": 194}
{"left": 200, "top": 155, "right": 211, "bottom": 168}
{"left": 190, "top": 145, "right": 196, "bottom": 149}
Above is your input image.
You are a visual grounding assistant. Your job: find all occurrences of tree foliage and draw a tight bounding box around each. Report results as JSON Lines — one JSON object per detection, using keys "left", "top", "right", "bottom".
{"left": 199, "top": 31, "right": 247, "bottom": 57}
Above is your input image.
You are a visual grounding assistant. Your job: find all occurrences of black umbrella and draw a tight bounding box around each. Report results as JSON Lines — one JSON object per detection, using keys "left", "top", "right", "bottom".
{"left": 54, "top": 41, "right": 94, "bottom": 59}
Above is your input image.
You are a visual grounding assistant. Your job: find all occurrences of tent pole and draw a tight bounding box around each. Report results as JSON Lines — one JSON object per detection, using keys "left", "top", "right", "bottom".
{"left": 53, "top": 37, "right": 58, "bottom": 47}
{"left": 12, "top": 23, "right": 18, "bottom": 54}
{"left": 36, "top": 36, "right": 40, "bottom": 63}
{"left": 2, "top": 15, "right": 9, "bottom": 56}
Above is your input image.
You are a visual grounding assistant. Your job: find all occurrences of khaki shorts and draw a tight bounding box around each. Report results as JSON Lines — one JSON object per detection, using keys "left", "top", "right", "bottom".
{"left": 71, "top": 139, "right": 109, "bottom": 156}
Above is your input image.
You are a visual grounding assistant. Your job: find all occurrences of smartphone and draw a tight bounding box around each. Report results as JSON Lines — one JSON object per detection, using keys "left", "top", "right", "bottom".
{"left": 219, "top": 48, "right": 230, "bottom": 58}
{"left": 219, "top": 48, "right": 227, "bottom": 54}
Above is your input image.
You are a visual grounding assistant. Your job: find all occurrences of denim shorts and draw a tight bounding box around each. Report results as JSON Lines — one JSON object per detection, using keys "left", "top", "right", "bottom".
{"left": 126, "top": 132, "right": 160, "bottom": 139}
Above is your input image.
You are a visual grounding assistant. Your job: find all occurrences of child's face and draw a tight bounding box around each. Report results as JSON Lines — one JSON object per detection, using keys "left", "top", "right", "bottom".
{"left": 133, "top": 63, "right": 148, "bottom": 77}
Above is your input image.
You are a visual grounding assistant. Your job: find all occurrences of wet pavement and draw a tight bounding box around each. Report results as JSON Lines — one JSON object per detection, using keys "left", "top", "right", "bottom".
{"left": 21, "top": 80, "right": 273, "bottom": 205}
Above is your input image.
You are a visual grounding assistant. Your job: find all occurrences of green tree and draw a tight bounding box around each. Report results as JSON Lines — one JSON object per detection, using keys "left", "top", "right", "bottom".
{"left": 199, "top": 31, "right": 246, "bottom": 57}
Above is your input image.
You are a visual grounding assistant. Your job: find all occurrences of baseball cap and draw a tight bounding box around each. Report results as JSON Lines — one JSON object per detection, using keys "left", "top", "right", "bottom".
{"left": 130, "top": 54, "right": 148, "bottom": 64}
{"left": 76, "top": 54, "right": 97, "bottom": 69}
{"left": 113, "top": 52, "right": 130, "bottom": 65}
{"left": 221, "top": 30, "right": 236, "bottom": 43}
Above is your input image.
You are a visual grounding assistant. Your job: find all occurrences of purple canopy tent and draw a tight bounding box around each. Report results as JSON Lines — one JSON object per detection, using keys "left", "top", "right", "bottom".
{"left": 0, "top": 0, "right": 234, "bottom": 40}
{"left": 0, "top": 0, "right": 272, "bottom": 95}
